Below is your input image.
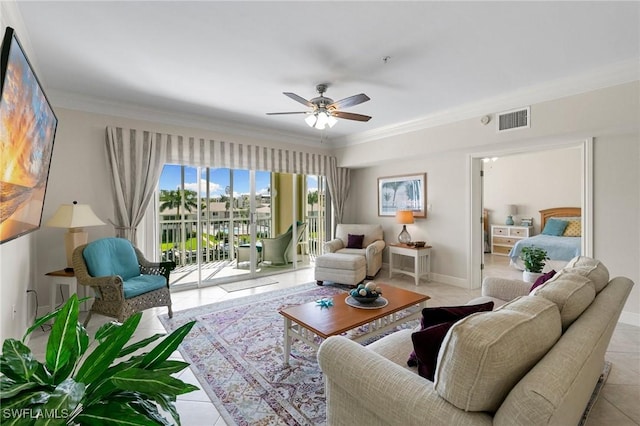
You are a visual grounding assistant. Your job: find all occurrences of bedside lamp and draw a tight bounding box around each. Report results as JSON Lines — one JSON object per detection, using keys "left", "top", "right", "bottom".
{"left": 505, "top": 204, "right": 518, "bottom": 226}
{"left": 46, "top": 201, "right": 105, "bottom": 270}
{"left": 396, "top": 210, "right": 414, "bottom": 244}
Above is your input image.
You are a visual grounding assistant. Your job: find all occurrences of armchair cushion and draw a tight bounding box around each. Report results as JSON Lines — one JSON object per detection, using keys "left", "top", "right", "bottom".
{"left": 123, "top": 275, "right": 167, "bottom": 299}
{"left": 83, "top": 237, "right": 140, "bottom": 280}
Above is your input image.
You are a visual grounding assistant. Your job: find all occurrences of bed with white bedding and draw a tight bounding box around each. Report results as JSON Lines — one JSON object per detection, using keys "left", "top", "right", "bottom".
{"left": 509, "top": 207, "right": 582, "bottom": 271}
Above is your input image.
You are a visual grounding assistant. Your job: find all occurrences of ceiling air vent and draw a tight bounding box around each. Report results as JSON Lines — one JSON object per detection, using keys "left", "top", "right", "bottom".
{"left": 496, "top": 106, "right": 530, "bottom": 132}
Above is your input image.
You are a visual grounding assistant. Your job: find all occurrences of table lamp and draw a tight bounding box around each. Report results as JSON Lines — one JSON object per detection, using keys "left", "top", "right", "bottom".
{"left": 46, "top": 201, "right": 105, "bottom": 271}
{"left": 506, "top": 204, "right": 518, "bottom": 226}
{"left": 396, "top": 210, "right": 414, "bottom": 244}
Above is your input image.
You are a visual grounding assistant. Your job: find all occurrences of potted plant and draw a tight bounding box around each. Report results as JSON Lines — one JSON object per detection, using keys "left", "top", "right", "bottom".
{"left": 520, "top": 245, "right": 549, "bottom": 283}
{"left": 0, "top": 294, "right": 197, "bottom": 425}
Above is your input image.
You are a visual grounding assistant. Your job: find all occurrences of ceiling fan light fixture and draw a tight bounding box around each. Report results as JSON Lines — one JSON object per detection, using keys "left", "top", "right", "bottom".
{"left": 305, "top": 114, "right": 317, "bottom": 128}
{"left": 315, "top": 111, "right": 329, "bottom": 129}
{"left": 327, "top": 114, "right": 337, "bottom": 128}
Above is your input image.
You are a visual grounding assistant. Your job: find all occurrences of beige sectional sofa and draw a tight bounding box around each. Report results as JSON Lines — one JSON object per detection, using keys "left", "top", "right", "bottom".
{"left": 317, "top": 257, "right": 634, "bottom": 426}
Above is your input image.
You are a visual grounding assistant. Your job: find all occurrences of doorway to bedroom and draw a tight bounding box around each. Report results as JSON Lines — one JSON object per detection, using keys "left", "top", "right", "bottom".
{"left": 469, "top": 138, "right": 593, "bottom": 288}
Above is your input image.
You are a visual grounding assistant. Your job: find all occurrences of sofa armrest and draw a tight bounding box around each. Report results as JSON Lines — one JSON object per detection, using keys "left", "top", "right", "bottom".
{"left": 323, "top": 238, "right": 344, "bottom": 253}
{"left": 317, "top": 336, "right": 492, "bottom": 426}
{"left": 482, "top": 277, "right": 532, "bottom": 301}
{"left": 366, "top": 239, "right": 386, "bottom": 257}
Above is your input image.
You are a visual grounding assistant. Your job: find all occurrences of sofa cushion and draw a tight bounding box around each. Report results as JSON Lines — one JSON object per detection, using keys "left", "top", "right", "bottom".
{"left": 347, "top": 234, "right": 365, "bottom": 249}
{"left": 532, "top": 272, "right": 595, "bottom": 330}
{"left": 408, "top": 302, "right": 495, "bottom": 367}
{"left": 435, "top": 296, "right": 561, "bottom": 412}
{"left": 83, "top": 237, "right": 140, "bottom": 280}
{"left": 564, "top": 256, "right": 609, "bottom": 293}
{"left": 123, "top": 274, "right": 167, "bottom": 299}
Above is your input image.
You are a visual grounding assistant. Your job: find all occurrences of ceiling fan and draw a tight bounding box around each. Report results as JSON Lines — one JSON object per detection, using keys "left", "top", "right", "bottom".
{"left": 266, "top": 84, "right": 371, "bottom": 130}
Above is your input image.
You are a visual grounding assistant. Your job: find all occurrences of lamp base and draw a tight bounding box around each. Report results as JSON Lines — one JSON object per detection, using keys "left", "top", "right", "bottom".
{"left": 398, "top": 225, "right": 412, "bottom": 244}
{"left": 64, "top": 228, "right": 88, "bottom": 269}
{"left": 505, "top": 215, "right": 514, "bottom": 226}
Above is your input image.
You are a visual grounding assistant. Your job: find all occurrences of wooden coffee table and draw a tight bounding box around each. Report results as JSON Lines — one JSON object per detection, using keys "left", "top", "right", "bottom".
{"left": 278, "top": 284, "right": 429, "bottom": 365}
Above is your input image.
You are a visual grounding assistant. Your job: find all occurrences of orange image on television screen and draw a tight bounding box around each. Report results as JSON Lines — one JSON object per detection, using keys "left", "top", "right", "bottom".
{"left": 0, "top": 28, "right": 57, "bottom": 244}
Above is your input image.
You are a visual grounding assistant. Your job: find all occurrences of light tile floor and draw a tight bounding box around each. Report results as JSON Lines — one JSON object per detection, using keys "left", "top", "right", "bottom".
{"left": 27, "top": 260, "right": 638, "bottom": 425}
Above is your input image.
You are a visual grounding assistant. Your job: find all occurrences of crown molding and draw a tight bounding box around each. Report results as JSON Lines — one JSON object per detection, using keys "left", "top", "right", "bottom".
{"left": 48, "top": 90, "right": 331, "bottom": 148}
{"left": 47, "top": 59, "right": 638, "bottom": 150}
{"left": 333, "top": 59, "right": 640, "bottom": 147}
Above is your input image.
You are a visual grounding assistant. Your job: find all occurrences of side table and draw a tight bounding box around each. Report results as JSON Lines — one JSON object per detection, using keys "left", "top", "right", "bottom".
{"left": 46, "top": 269, "right": 89, "bottom": 312}
{"left": 388, "top": 244, "right": 432, "bottom": 286}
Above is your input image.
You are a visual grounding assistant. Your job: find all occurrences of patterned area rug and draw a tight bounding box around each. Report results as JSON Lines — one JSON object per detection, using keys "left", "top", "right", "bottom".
{"left": 160, "top": 282, "right": 418, "bottom": 425}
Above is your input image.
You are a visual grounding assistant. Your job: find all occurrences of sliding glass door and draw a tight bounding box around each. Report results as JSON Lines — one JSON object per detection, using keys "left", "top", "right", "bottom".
{"left": 158, "top": 165, "right": 315, "bottom": 289}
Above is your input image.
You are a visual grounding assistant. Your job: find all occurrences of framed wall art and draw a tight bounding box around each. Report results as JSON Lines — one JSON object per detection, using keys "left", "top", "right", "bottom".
{"left": 378, "top": 173, "right": 426, "bottom": 217}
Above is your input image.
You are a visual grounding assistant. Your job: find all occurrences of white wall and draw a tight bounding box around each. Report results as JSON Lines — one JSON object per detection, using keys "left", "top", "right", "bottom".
{"left": 337, "top": 82, "right": 640, "bottom": 324}
{"left": 483, "top": 147, "right": 582, "bottom": 234}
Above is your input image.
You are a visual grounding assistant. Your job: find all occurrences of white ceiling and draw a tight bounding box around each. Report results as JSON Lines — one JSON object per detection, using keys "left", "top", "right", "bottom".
{"left": 14, "top": 1, "right": 640, "bottom": 146}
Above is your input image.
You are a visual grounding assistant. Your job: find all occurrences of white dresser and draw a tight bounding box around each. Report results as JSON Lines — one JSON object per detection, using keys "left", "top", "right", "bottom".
{"left": 491, "top": 225, "right": 534, "bottom": 256}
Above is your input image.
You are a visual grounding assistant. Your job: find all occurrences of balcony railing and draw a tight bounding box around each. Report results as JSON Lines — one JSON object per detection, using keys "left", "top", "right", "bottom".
{"left": 160, "top": 215, "right": 323, "bottom": 268}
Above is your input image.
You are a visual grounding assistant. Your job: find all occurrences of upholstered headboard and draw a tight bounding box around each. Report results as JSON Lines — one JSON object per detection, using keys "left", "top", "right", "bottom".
{"left": 539, "top": 207, "right": 581, "bottom": 229}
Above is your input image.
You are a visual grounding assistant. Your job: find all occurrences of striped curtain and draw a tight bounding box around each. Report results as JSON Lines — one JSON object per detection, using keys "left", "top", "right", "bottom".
{"left": 164, "top": 134, "right": 331, "bottom": 175}
{"left": 105, "top": 127, "right": 168, "bottom": 243}
{"left": 105, "top": 126, "right": 337, "bottom": 242}
{"left": 327, "top": 157, "right": 351, "bottom": 224}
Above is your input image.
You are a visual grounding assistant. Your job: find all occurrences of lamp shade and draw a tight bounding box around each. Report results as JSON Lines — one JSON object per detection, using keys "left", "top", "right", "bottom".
{"left": 46, "top": 202, "right": 105, "bottom": 228}
{"left": 506, "top": 204, "right": 518, "bottom": 216}
{"left": 46, "top": 202, "right": 105, "bottom": 269}
{"left": 396, "top": 210, "right": 414, "bottom": 225}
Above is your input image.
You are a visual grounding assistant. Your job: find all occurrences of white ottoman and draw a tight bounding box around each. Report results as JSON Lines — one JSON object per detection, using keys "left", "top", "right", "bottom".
{"left": 315, "top": 253, "right": 366, "bottom": 287}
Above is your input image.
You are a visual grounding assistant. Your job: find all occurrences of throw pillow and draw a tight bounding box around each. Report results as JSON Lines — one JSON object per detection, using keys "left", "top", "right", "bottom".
{"left": 346, "top": 234, "right": 365, "bottom": 249}
{"left": 407, "top": 302, "right": 494, "bottom": 368}
{"left": 530, "top": 269, "right": 556, "bottom": 292}
{"left": 411, "top": 321, "right": 456, "bottom": 381}
{"left": 562, "top": 220, "right": 581, "bottom": 237}
{"left": 541, "top": 218, "right": 569, "bottom": 236}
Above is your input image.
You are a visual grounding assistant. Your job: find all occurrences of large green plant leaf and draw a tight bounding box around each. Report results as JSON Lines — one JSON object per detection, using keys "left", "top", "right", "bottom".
{"left": 151, "top": 360, "right": 191, "bottom": 376}
{"left": 1, "top": 339, "right": 39, "bottom": 382}
{"left": 0, "top": 377, "right": 39, "bottom": 399}
{"left": 45, "top": 295, "right": 79, "bottom": 381}
{"left": 111, "top": 368, "right": 198, "bottom": 396}
{"left": 21, "top": 298, "right": 91, "bottom": 343}
{"left": 82, "top": 358, "right": 142, "bottom": 407}
{"left": 0, "top": 390, "right": 49, "bottom": 424}
{"left": 119, "top": 334, "right": 164, "bottom": 358}
{"left": 33, "top": 379, "right": 84, "bottom": 426}
{"left": 75, "top": 313, "right": 142, "bottom": 384}
{"left": 74, "top": 402, "right": 159, "bottom": 426}
{"left": 117, "top": 395, "right": 172, "bottom": 426}
{"left": 145, "top": 392, "right": 179, "bottom": 426}
{"left": 139, "top": 321, "right": 195, "bottom": 369}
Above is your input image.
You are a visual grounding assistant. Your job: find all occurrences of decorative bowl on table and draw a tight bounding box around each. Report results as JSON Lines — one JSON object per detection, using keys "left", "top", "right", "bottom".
{"left": 413, "top": 241, "right": 426, "bottom": 248}
{"left": 350, "top": 282, "right": 383, "bottom": 304}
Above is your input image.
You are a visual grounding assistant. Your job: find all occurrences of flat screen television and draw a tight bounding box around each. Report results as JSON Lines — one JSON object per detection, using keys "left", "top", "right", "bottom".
{"left": 0, "top": 26, "right": 57, "bottom": 244}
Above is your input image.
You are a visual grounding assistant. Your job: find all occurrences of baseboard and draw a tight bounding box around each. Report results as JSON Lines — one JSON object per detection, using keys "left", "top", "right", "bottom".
{"left": 380, "top": 263, "right": 469, "bottom": 288}
{"left": 619, "top": 311, "right": 640, "bottom": 327}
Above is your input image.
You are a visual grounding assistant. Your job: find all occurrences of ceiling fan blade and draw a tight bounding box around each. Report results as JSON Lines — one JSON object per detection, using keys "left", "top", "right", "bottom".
{"left": 283, "top": 92, "right": 313, "bottom": 107}
{"left": 266, "top": 111, "right": 309, "bottom": 115}
{"left": 328, "top": 93, "right": 370, "bottom": 110}
{"left": 332, "top": 111, "right": 372, "bottom": 122}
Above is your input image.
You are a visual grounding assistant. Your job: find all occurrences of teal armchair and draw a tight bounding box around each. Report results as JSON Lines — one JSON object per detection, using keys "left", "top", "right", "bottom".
{"left": 72, "top": 237, "right": 174, "bottom": 326}
{"left": 261, "top": 222, "right": 307, "bottom": 265}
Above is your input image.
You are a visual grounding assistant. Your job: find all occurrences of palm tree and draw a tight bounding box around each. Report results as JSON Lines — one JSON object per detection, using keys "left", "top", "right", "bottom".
{"left": 307, "top": 190, "right": 319, "bottom": 216}
{"left": 159, "top": 189, "right": 198, "bottom": 218}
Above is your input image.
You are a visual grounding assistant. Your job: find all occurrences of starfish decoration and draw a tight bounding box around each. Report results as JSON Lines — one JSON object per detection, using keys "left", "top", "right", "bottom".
{"left": 316, "top": 298, "right": 334, "bottom": 308}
